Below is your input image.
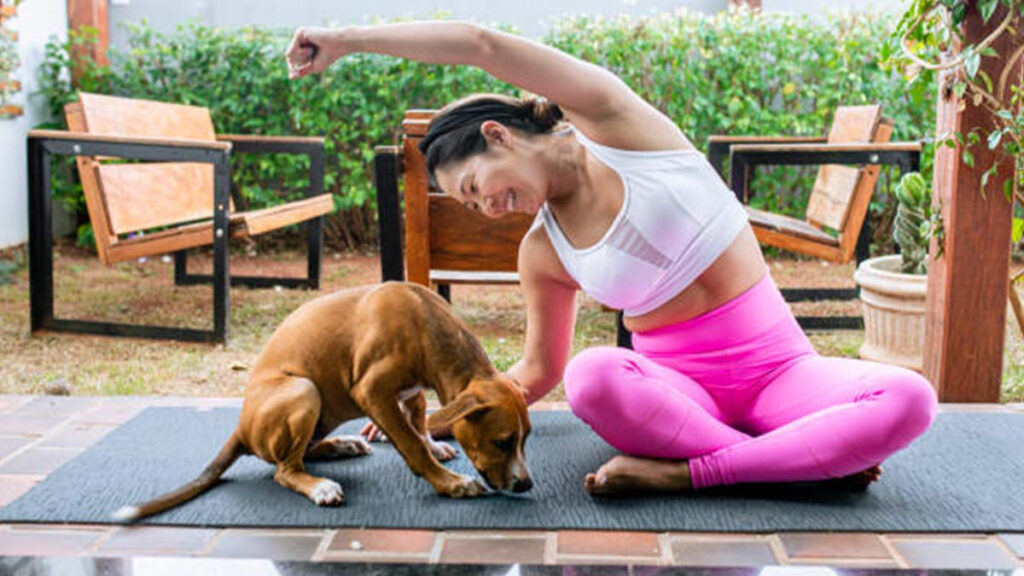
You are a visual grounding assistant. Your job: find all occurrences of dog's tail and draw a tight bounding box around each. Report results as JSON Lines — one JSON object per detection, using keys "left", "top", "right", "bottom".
{"left": 111, "top": 432, "right": 247, "bottom": 523}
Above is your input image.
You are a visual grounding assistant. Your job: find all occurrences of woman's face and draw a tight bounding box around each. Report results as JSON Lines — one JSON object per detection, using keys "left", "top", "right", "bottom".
{"left": 433, "top": 122, "right": 547, "bottom": 219}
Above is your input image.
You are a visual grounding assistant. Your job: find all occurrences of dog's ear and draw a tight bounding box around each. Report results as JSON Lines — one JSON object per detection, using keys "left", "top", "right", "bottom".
{"left": 428, "top": 390, "right": 491, "bottom": 430}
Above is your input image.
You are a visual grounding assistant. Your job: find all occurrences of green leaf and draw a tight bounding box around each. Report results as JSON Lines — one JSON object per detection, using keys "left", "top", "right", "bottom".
{"left": 988, "top": 129, "right": 1003, "bottom": 149}
{"left": 1013, "top": 217, "right": 1024, "bottom": 244}
{"left": 964, "top": 51, "right": 981, "bottom": 78}
{"left": 962, "top": 149, "right": 975, "bottom": 167}
{"left": 979, "top": 0, "right": 999, "bottom": 22}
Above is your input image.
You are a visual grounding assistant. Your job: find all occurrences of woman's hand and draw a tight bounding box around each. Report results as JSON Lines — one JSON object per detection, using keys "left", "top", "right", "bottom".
{"left": 286, "top": 27, "right": 344, "bottom": 79}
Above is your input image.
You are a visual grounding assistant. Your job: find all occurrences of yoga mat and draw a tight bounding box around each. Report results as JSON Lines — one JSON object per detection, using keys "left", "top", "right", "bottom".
{"left": 1, "top": 408, "right": 1022, "bottom": 531}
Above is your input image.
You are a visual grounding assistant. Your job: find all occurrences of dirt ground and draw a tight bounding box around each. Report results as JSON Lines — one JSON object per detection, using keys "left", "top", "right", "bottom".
{"left": 0, "top": 242, "right": 1020, "bottom": 401}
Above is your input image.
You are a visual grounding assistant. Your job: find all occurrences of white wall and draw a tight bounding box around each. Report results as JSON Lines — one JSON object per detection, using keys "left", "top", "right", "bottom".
{"left": 0, "top": 0, "right": 67, "bottom": 250}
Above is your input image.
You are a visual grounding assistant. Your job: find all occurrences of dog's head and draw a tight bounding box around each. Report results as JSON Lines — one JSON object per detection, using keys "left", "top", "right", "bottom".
{"left": 427, "top": 375, "right": 533, "bottom": 493}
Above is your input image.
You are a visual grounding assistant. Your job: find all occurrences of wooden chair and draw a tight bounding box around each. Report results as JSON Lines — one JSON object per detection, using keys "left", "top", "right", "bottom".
{"left": 27, "top": 93, "right": 335, "bottom": 343}
{"left": 707, "top": 104, "right": 922, "bottom": 329}
{"left": 374, "top": 110, "right": 633, "bottom": 348}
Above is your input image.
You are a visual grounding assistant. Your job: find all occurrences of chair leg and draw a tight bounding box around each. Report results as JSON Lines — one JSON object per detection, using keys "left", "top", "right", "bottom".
{"left": 616, "top": 311, "right": 632, "bottom": 350}
{"left": 437, "top": 283, "right": 451, "bottom": 303}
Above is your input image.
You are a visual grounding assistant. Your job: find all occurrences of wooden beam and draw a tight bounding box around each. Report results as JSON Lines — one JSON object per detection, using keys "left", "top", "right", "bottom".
{"left": 923, "top": 2, "right": 1019, "bottom": 402}
{"left": 67, "top": 0, "right": 109, "bottom": 81}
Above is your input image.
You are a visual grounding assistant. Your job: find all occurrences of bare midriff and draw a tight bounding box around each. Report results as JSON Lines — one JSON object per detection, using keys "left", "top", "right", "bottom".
{"left": 621, "top": 225, "right": 768, "bottom": 334}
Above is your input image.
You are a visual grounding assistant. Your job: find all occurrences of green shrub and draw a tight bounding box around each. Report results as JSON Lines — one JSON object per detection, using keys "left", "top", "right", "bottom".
{"left": 39, "top": 9, "right": 935, "bottom": 253}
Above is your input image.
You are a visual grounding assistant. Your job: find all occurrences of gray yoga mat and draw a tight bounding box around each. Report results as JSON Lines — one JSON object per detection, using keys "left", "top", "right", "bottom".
{"left": 2, "top": 408, "right": 1023, "bottom": 531}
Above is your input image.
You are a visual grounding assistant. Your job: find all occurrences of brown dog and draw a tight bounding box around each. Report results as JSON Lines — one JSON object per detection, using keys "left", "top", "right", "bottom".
{"left": 114, "top": 282, "right": 532, "bottom": 521}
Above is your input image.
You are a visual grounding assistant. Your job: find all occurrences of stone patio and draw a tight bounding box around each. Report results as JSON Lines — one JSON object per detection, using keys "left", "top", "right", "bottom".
{"left": 1, "top": 394, "right": 1023, "bottom": 569}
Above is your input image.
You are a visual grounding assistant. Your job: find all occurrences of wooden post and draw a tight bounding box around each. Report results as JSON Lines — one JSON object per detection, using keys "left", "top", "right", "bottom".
{"left": 67, "top": 0, "right": 109, "bottom": 81}
{"left": 923, "top": 2, "right": 1020, "bottom": 402}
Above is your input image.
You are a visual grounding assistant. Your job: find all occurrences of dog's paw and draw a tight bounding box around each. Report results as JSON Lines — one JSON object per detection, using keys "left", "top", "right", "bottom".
{"left": 446, "top": 475, "right": 488, "bottom": 499}
{"left": 309, "top": 479, "right": 345, "bottom": 506}
{"left": 427, "top": 438, "right": 457, "bottom": 461}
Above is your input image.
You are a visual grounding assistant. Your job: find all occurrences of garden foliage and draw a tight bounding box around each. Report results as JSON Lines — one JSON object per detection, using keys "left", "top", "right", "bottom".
{"left": 39, "top": 9, "right": 935, "bottom": 251}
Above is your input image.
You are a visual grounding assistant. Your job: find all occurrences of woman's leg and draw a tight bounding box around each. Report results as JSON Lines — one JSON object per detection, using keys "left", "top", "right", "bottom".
{"left": 688, "top": 356, "right": 938, "bottom": 489}
{"left": 565, "top": 346, "right": 752, "bottom": 458}
{"left": 564, "top": 346, "right": 752, "bottom": 493}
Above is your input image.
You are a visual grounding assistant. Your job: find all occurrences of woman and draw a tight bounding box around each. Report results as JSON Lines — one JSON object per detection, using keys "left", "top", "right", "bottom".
{"left": 286, "top": 21, "right": 937, "bottom": 495}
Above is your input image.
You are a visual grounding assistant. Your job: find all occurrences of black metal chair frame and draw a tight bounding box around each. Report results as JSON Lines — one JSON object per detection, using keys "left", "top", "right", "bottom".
{"left": 708, "top": 139, "right": 922, "bottom": 330}
{"left": 28, "top": 132, "right": 326, "bottom": 344}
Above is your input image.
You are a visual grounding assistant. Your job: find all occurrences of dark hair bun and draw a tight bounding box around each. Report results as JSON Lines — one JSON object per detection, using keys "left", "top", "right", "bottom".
{"left": 522, "top": 96, "right": 564, "bottom": 131}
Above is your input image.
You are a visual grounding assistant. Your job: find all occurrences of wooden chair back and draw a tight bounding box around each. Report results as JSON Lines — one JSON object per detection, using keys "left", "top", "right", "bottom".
{"left": 64, "top": 93, "right": 223, "bottom": 264}
{"left": 401, "top": 110, "right": 534, "bottom": 287}
{"left": 806, "top": 104, "right": 883, "bottom": 234}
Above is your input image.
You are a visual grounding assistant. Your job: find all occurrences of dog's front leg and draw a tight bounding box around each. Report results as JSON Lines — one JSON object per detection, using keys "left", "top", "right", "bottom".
{"left": 403, "top": 391, "right": 456, "bottom": 462}
{"left": 352, "top": 365, "right": 485, "bottom": 498}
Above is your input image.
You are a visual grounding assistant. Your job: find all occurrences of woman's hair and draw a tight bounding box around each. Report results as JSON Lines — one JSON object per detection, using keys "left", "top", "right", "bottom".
{"left": 419, "top": 93, "right": 564, "bottom": 182}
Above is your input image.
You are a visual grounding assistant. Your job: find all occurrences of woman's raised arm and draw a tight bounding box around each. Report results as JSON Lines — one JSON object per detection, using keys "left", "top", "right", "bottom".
{"left": 286, "top": 21, "right": 642, "bottom": 126}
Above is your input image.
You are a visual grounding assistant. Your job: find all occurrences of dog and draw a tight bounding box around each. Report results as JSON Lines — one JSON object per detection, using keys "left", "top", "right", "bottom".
{"left": 114, "top": 281, "right": 533, "bottom": 521}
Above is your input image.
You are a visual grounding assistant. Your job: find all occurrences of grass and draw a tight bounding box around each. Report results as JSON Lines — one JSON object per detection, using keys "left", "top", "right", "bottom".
{"left": 0, "top": 242, "right": 1020, "bottom": 402}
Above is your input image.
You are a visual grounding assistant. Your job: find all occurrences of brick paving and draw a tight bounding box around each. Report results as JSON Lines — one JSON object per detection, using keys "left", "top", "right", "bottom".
{"left": 0, "top": 394, "right": 1022, "bottom": 568}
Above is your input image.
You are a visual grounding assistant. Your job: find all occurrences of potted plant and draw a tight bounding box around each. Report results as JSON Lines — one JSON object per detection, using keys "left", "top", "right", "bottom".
{"left": 854, "top": 172, "right": 931, "bottom": 373}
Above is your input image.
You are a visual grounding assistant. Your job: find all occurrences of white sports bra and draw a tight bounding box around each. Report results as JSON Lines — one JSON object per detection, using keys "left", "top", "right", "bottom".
{"left": 536, "top": 126, "right": 748, "bottom": 317}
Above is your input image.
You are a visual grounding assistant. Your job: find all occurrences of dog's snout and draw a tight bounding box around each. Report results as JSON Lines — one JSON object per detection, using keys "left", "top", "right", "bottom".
{"left": 512, "top": 476, "right": 533, "bottom": 493}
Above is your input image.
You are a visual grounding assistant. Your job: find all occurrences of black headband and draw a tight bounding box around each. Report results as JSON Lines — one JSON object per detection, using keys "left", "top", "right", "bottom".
{"left": 419, "top": 101, "right": 527, "bottom": 155}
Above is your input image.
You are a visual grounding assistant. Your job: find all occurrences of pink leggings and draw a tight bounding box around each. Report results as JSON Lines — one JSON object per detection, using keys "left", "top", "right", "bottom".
{"left": 564, "top": 270, "right": 937, "bottom": 489}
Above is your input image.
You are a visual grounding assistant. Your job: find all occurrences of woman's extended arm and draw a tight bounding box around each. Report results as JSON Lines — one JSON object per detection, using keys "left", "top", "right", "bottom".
{"left": 505, "top": 227, "right": 579, "bottom": 405}
{"left": 286, "top": 21, "right": 644, "bottom": 128}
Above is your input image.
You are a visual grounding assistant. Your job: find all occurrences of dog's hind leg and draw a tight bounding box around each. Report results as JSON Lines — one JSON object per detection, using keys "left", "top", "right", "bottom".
{"left": 245, "top": 376, "right": 345, "bottom": 506}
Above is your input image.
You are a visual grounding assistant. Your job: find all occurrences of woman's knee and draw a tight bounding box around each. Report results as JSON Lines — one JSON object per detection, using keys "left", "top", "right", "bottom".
{"left": 563, "top": 347, "right": 636, "bottom": 418}
{"left": 870, "top": 367, "right": 938, "bottom": 447}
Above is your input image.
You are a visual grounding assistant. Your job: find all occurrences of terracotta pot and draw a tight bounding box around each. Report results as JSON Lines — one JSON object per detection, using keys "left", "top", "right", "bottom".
{"left": 853, "top": 254, "right": 928, "bottom": 372}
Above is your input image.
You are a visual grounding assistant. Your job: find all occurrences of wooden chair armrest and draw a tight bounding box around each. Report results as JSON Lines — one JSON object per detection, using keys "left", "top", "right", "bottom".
{"left": 730, "top": 141, "right": 922, "bottom": 155}
{"left": 29, "top": 129, "right": 231, "bottom": 151}
{"left": 216, "top": 134, "right": 325, "bottom": 154}
{"left": 728, "top": 141, "right": 922, "bottom": 203}
{"left": 706, "top": 135, "right": 827, "bottom": 175}
{"left": 707, "top": 135, "right": 827, "bottom": 145}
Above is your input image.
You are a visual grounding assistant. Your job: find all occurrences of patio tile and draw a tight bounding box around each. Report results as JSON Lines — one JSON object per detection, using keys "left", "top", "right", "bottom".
{"left": 0, "top": 436, "right": 33, "bottom": 460}
{"left": 668, "top": 535, "right": 778, "bottom": 567}
{"left": 777, "top": 533, "right": 893, "bottom": 560}
{"left": 12, "top": 396, "right": 99, "bottom": 418}
{"left": 997, "top": 533, "right": 1024, "bottom": 557}
{"left": 0, "top": 396, "right": 32, "bottom": 414}
{"left": 0, "top": 526, "right": 103, "bottom": 556}
{"left": 74, "top": 401, "right": 148, "bottom": 425}
{"left": 206, "top": 530, "right": 325, "bottom": 560}
{"left": 439, "top": 534, "right": 548, "bottom": 564}
{"left": 889, "top": 538, "right": 1018, "bottom": 569}
{"left": 99, "top": 526, "right": 217, "bottom": 556}
{"left": 37, "top": 423, "right": 114, "bottom": 449}
{"left": 556, "top": 530, "right": 661, "bottom": 557}
{"left": 0, "top": 474, "right": 44, "bottom": 507}
{"left": 0, "top": 447, "right": 82, "bottom": 475}
{"left": 0, "top": 415, "right": 68, "bottom": 437}
{"left": 328, "top": 529, "right": 436, "bottom": 554}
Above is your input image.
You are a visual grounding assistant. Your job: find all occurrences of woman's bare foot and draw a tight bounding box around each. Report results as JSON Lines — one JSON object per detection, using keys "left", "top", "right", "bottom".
{"left": 584, "top": 455, "right": 692, "bottom": 496}
{"left": 821, "top": 464, "right": 882, "bottom": 491}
